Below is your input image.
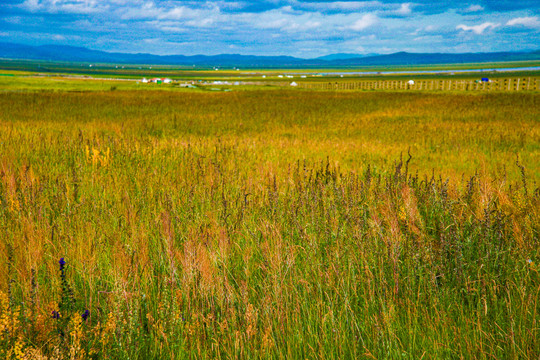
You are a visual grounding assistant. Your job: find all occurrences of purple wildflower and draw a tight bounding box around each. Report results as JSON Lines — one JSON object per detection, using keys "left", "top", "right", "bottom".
{"left": 59, "top": 258, "right": 66, "bottom": 271}
{"left": 52, "top": 310, "right": 60, "bottom": 319}
{"left": 82, "top": 309, "right": 90, "bottom": 321}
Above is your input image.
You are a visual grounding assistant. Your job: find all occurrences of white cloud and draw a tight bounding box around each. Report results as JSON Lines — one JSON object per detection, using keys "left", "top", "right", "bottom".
{"left": 410, "top": 24, "right": 437, "bottom": 36}
{"left": 395, "top": 3, "right": 413, "bottom": 15}
{"left": 186, "top": 17, "right": 215, "bottom": 27}
{"left": 355, "top": 45, "right": 366, "bottom": 52}
{"left": 413, "top": 35, "right": 443, "bottom": 42}
{"left": 3, "top": 16, "right": 23, "bottom": 24}
{"left": 254, "top": 17, "right": 288, "bottom": 30}
{"left": 506, "top": 16, "right": 540, "bottom": 28}
{"left": 121, "top": 2, "right": 212, "bottom": 25}
{"left": 456, "top": 22, "right": 500, "bottom": 34}
{"left": 143, "top": 38, "right": 159, "bottom": 44}
{"left": 21, "top": 0, "right": 41, "bottom": 11}
{"left": 3, "top": 30, "right": 80, "bottom": 42}
{"left": 158, "top": 26, "right": 185, "bottom": 33}
{"left": 21, "top": 0, "right": 108, "bottom": 14}
{"left": 254, "top": 17, "right": 319, "bottom": 32}
{"left": 121, "top": 2, "right": 164, "bottom": 20}
{"left": 159, "top": 6, "right": 203, "bottom": 21}
{"left": 297, "top": 1, "right": 384, "bottom": 12}
{"left": 350, "top": 14, "right": 378, "bottom": 31}
{"left": 463, "top": 5, "right": 484, "bottom": 13}
{"left": 302, "top": 21, "right": 322, "bottom": 30}
{"left": 161, "top": 7, "right": 188, "bottom": 20}
{"left": 239, "top": 7, "right": 324, "bottom": 33}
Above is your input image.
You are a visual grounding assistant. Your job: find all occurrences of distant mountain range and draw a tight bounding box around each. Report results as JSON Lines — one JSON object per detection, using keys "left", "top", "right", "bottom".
{"left": 0, "top": 42, "right": 539, "bottom": 68}
{"left": 315, "top": 53, "right": 378, "bottom": 61}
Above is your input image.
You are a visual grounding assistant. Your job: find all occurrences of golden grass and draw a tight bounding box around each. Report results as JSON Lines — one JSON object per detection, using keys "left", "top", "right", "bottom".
{"left": 0, "top": 87, "right": 538, "bottom": 359}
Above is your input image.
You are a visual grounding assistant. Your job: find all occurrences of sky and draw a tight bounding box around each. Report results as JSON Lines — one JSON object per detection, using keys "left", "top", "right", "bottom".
{"left": 1, "top": 0, "right": 539, "bottom": 57}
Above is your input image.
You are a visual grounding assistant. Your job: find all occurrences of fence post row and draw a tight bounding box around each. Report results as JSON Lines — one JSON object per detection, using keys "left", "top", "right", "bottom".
{"left": 298, "top": 77, "right": 539, "bottom": 91}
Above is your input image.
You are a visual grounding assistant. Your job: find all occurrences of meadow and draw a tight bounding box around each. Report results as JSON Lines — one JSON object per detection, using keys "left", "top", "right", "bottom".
{"left": 0, "top": 82, "right": 539, "bottom": 359}
{"left": 2, "top": 58, "right": 540, "bottom": 84}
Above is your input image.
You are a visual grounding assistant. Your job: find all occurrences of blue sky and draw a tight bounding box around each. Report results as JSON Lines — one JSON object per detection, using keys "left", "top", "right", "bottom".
{"left": 1, "top": 0, "right": 539, "bottom": 57}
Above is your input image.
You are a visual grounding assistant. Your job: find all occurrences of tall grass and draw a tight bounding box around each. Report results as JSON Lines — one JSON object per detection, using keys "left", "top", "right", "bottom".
{"left": 0, "top": 89, "right": 539, "bottom": 359}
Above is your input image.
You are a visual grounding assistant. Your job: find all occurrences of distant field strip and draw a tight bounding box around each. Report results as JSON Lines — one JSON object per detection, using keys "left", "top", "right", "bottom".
{"left": 299, "top": 76, "right": 540, "bottom": 91}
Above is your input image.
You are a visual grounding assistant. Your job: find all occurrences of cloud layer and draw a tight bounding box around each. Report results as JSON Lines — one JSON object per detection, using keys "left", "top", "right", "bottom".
{"left": 0, "top": 0, "right": 539, "bottom": 56}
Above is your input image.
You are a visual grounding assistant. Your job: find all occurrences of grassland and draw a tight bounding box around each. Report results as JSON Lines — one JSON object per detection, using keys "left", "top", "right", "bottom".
{"left": 1, "top": 58, "right": 540, "bottom": 84}
{"left": 0, "top": 78, "right": 539, "bottom": 359}
{"left": 1, "top": 58, "right": 539, "bottom": 73}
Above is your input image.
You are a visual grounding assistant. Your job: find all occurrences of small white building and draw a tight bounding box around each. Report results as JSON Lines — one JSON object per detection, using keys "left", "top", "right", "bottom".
{"left": 162, "top": 78, "right": 173, "bottom": 84}
{"left": 141, "top": 78, "right": 148, "bottom": 83}
{"left": 408, "top": 80, "right": 415, "bottom": 85}
{"left": 290, "top": 82, "right": 298, "bottom": 87}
